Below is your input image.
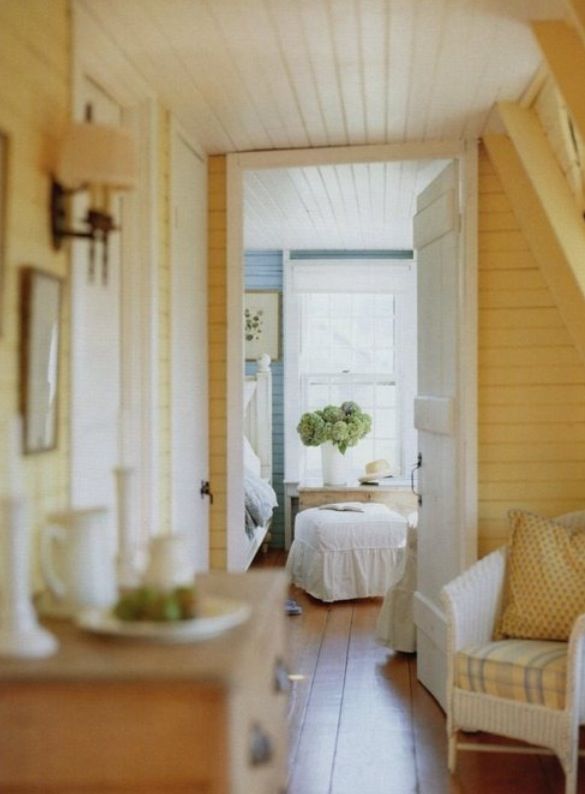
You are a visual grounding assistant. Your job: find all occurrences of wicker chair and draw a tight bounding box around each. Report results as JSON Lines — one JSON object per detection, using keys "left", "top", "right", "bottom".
{"left": 442, "top": 524, "right": 585, "bottom": 794}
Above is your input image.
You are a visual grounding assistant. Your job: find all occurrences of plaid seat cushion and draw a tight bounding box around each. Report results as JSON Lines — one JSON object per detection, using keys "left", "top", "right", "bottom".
{"left": 455, "top": 639, "right": 567, "bottom": 710}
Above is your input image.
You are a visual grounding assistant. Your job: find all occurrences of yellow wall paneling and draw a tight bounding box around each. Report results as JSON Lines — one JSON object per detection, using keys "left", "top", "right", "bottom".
{"left": 0, "top": 1, "right": 71, "bottom": 589}
{"left": 477, "top": 143, "right": 585, "bottom": 557}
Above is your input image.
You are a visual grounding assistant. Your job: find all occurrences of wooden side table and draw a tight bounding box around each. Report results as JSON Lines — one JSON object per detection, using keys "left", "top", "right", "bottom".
{"left": 0, "top": 571, "right": 289, "bottom": 794}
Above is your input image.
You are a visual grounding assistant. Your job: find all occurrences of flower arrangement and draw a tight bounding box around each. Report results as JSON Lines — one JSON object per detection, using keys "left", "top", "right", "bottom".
{"left": 297, "top": 401, "right": 372, "bottom": 455}
{"left": 244, "top": 307, "right": 263, "bottom": 342}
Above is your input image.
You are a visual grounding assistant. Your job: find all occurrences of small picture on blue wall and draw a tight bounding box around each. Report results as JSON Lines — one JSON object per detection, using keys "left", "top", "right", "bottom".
{"left": 244, "top": 290, "right": 280, "bottom": 361}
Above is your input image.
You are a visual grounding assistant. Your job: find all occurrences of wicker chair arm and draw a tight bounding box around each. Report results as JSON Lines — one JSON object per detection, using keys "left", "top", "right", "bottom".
{"left": 442, "top": 547, "right": 507, "bottom": 653}
{"left": 566, "top": 612, "right": 585, "bottom": 722}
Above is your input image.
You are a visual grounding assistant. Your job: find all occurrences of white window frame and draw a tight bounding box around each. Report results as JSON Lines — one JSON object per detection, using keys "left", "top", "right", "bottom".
{"left": 284, "top": 256, "right": 417, "bottom": 484}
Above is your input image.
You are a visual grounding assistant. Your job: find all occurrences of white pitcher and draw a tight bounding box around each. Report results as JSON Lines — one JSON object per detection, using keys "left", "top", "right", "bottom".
{"left": 40, "top": 507, "right": 117, "bottom": 617}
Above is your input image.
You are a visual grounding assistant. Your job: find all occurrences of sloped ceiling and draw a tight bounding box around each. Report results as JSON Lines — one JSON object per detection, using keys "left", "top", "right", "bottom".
{"left": 79, "top": 0, "right": 567, "bottom": 155}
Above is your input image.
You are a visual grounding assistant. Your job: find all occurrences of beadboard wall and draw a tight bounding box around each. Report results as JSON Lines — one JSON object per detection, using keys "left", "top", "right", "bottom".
{"left": 244, "top": 250, "right": 285, "bottom": 548}
{"left": 157, "top": 106, "right": 172, "bottom": 535}
{"left": 0, "top": 1, "right": 71, "bottom": 588}
{"left": 477, "top": 143, "right": 585, "bottom": 557}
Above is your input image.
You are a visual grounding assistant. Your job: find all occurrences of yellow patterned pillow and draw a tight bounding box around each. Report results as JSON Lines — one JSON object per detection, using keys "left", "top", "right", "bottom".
{"left": 497, "top": 510, "right": 585, "bottom": 641}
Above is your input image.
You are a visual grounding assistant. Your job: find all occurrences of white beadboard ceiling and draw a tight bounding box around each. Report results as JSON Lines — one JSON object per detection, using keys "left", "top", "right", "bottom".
{"left": 244, "top": 159, "right": 448, "bottom": 249}
{"left": 80, "top": 0, "right": 568, "bottom": 249}
{"left": 80, "top": 0, "right": 566, "bottom": 155}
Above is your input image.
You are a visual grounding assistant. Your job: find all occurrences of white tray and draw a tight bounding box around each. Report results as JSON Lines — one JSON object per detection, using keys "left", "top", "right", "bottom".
{"left": 75, "top": 595, "right": 251, "bottom": 643}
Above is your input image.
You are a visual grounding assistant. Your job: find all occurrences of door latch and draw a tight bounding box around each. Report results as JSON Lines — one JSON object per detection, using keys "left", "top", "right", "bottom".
{"left": 200, "top": 480, "right": 213, "bottom": 504}
{"left": 411, "top": 453, "right": 422, "bottom": 507}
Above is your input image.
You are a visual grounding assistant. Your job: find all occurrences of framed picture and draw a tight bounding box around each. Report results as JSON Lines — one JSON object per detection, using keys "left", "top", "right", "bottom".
{"left": 0, "top": 131, "right": 7, "bottom": 334}
{"left": 244, "top": 290, "right": 281, "bottom": 361}
{"left": 20, "top": 267, "right": 63, "bottom": 453}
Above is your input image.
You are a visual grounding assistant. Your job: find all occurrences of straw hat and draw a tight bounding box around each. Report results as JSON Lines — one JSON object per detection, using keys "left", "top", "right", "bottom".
{"left": 358, "top": 459, "right": 394, "bottom": 483}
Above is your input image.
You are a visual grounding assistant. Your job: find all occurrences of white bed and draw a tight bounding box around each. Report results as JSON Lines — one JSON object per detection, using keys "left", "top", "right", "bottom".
{"left": 243, "top": 353, "right": 277, "bottom": 568}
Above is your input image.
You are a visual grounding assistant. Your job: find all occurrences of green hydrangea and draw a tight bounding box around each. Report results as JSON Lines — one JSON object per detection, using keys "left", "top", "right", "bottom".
{"left": 297, "top": 402, "right": 372, "bottom": 454}
{"left": 297, "top": 411, "right": 327, "bottom": 446}
{"left": 321, "top": 405, "right": 344, "bottom": 424}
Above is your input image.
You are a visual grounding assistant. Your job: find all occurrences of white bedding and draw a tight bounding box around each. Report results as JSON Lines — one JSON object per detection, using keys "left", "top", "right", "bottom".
{"left": 244, "top": 467, "right": 278, "bottom": 538}
{"left": 286, "top": 503, "right": 407, "bottom": 602}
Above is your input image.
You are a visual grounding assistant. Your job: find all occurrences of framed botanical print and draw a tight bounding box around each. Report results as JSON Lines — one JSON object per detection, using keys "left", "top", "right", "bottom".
{"left": 244, "top": 290, "right": 281, "bottom": 361}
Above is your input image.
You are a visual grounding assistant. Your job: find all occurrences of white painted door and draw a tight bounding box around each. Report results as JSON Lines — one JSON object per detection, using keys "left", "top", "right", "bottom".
{"left": 70, "top": 80, "right": 122, "bottom": 553}
{"left": 413, "top": 161, "right": 467, "bottom": 710}
{"left": 171, "top": 130, "right": 209, "bottom": 571}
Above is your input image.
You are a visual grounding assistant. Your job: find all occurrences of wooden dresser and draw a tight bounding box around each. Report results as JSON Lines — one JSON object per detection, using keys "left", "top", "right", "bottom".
{"left": 0, "top": 570, "right": 289, "bottom": 794}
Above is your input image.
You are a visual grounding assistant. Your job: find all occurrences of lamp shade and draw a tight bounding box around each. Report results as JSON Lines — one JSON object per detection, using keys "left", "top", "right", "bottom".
{"left": 56, "top": 122, "right": 137, "bottom": 191}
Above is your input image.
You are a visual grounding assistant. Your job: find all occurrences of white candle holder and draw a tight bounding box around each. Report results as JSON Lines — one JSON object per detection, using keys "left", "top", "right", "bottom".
{"left": 0, "top": 416, "right": 57, "bottom": 658}
{"left": 113, "top": 466, "right": 143, "bottom": 587}
{"left": 0, "top": 496, "right": 58, "bottom": 658}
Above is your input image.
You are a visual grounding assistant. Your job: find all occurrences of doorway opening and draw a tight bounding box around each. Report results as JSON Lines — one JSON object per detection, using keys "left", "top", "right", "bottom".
{"left": 228, "top": 142, "right": 478, "bottom": 708}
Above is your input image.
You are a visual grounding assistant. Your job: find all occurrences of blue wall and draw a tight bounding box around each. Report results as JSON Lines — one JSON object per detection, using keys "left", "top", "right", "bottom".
{"left": 245, "top": 250, "right": 285, "bottom": 549}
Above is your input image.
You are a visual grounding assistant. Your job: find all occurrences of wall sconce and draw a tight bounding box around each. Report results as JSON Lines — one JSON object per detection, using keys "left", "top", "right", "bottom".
{"left": 50, "top": 108, "right": 137, "bottom": 284}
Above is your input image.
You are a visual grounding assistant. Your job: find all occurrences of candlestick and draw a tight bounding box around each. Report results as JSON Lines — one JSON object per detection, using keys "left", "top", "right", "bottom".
{"left": 0, "top": 418, "right": 58, "bottom": 658}
{"left": 113, "top": 466, "right": 143, "bottom": 587}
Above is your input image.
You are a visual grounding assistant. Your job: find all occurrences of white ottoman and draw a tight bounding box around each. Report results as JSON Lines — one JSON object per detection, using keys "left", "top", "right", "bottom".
{"left": 286, "top": 503, "right": 408, "bottom": 602}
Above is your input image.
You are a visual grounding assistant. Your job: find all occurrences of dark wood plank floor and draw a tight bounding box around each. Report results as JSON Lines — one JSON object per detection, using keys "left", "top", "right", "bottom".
{"left": 253, "top": 549, "right": 585, "bottom": 794}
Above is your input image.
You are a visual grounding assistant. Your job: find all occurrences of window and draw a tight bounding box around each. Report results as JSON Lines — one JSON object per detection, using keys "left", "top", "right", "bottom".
{"left": 284, "top": 258, "right": 417, "bottom": 484}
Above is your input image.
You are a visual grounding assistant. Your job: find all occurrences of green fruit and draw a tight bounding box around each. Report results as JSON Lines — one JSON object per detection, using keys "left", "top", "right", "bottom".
{"left": 161, "top": 594, "right": 182, "bottom": 622}
{"left": 113, "top": 594, "right": 140, "bottom": 621}
{"left": 113, "top": 584, "right": 198, "bottom": 622}
{"left": 174, "top": 585, "right": 198, "bottom": 619}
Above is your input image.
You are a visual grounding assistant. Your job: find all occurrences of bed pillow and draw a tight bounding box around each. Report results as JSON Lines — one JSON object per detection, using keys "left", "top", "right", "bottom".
{"left": 243, "top": 435, "right": 262, "bottom": 478}
{"left": 497, "top": 510, "right": 585, "bottom": 641}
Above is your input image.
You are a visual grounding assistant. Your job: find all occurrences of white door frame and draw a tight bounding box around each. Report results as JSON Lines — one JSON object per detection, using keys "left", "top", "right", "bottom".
{"left": 71, "top": 5, "right": 160, "bottom": 542}
{"left": 169, "top": 118, "right": 209, "bottom": 567}
{"left": 227, "top": 140, "right": 478, "bottom": 572}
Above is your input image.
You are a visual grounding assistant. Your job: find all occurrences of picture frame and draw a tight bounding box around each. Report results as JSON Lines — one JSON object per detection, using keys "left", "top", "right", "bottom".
{"left": 0, "top": 131, "right": 7, "bottom": 335}
{"left": 244, "top": 290, "right": 281, "bottom": 361}
{"left": 20, "top": 267, "right": 63, "bottom": 454}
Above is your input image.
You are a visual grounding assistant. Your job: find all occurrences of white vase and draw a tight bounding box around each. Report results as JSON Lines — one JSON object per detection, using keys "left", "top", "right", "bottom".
{"left": 320, "top": 441, "right": 348, "bottom": 486}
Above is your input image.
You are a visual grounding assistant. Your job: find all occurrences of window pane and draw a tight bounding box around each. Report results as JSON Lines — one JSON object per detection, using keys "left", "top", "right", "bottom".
{"left": 353, "top": 384, "right": 374, "bottom": 408}
{"left": 329, "top": 384, "right": 346, "bottom": 404}
{"left": 352, "top": 439, "right": 373, "bottom": 471}
{"left": 309, "top": 294, "right": 329, "bottom": 315}
{"left": 307, "top": 318, "right": 329, "bottom": 349}
{"left": 375, "top": 294, "right": 394, "bottom": 316}
{"left": 374, "top": 318, "right": 394, "bottom": 342}
{"left": 374, "top": 349, "right": 394, "bottom": 373}
{"left": 299, "top": 288, "right": 407, "bottom": 480}
{"left": 331, "top": 318, "right": 352, "bottom": 347}
{"left": 353, "top": 318, "right": 373, "bottom": 347}
{"left": 375, "top": 408, "right": 397, "bottom": 439}
{"left": 353, "top": 349, "right": 373, "bottom": 371}
{"left": 330, "top": 294, "right": 352, "bottom": 318}
{"left": 353, "top": 294, "right": 373, "bottom": 315}
{"left": 375, "top": 440, "right": 399, "bottom": 467}
{"left": 330, "top": 347, "right": 351, "bottom": 372}
{"left": 376, "top": 383, "right": 396, "bottom": 408}
{"left": 307, "top": 383, "right": 330, "bottom": 409}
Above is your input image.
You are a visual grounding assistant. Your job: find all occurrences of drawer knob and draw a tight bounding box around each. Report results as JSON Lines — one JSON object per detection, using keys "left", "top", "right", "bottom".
{"left": 249, "top": 723, "right": 274, "bottom": 766}
{"left": 274, "top": 657, "right": 291, "bottom": 694}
